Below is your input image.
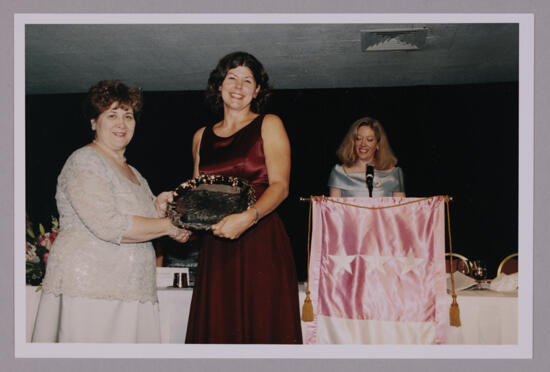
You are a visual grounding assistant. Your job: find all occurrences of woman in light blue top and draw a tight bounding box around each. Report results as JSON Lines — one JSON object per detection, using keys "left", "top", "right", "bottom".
{"left": 328, "top": 117, "right": 405, "bottom": 197}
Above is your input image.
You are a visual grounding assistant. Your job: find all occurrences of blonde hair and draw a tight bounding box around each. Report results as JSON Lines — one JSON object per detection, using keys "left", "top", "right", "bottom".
{"left": 336, "top": 117, "right": 398, "bottom": 170}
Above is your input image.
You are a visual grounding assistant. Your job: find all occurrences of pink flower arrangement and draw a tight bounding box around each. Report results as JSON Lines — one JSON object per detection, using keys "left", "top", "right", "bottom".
{"left": 26, "top": 216, "right": 59, "bottom": 285}
{"left": 39, "top": 231, "right": 58, "bottom": 249}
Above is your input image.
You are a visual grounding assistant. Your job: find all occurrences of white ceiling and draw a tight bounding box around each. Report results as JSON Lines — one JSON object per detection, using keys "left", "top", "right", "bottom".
{"left": 25, "top": 23, "right": 518, "bottom": 94}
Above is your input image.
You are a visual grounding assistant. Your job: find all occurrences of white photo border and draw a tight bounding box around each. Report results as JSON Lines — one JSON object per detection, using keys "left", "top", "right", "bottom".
{"left": 14, "top": 13, "right": 534, "bottom": 359}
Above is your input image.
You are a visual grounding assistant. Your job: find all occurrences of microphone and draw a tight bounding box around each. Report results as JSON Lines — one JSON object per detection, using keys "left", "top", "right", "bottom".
{"left": 366, "top": 163, "right": 374, "bottom": 197}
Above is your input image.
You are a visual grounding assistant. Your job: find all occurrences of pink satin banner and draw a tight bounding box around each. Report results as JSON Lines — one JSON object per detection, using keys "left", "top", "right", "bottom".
{"left": 303, "top": 196, "right": 447, "bottom": 344}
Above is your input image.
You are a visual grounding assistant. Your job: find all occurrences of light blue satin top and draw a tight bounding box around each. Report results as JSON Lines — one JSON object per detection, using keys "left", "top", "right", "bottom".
{"left": 327, "top": 164, "right": 405, "bottom": 197}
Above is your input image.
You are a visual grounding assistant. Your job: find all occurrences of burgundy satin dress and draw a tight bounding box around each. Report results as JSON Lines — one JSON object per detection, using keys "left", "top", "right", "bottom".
{"left": 185, "top": 114, "right": 303, "bottom": 344}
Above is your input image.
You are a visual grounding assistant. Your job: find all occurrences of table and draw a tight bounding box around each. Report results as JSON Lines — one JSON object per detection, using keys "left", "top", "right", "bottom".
{"left": 26, "top": 285, "right": 517, "bottom": 344}
{"left": 446, "top": 289, "right": 518, "bottom": 344}
{"left": 157, "top": 287, "right": 193, "bottom": 343}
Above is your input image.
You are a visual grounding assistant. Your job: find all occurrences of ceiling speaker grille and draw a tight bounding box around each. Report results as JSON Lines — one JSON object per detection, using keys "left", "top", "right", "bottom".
{"left": 361, "top": 28, "right": 428, "bottom": 52}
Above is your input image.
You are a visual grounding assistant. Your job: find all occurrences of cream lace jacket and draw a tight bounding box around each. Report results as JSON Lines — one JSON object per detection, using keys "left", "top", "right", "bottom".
{"left": 42, "top": 146, "right": 159, "bottom": 304}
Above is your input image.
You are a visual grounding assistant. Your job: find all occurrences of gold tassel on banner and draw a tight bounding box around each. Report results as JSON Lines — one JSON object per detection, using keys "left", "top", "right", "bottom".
{"left": 449, "top": 293, "right": 461, "bottom": 327}
{"left": 302, "top": 290, "right": 314, "bottom": 322}
{"left": 301, "top": 196, "right": 315, "bottom": 322}
{"left": 445, "top": 196, "right": 461, "bottom": 327}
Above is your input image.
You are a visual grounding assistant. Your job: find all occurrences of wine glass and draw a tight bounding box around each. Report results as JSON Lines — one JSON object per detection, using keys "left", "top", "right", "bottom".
{"left": 471, "top": 260, "right": 488, "bottom": 290}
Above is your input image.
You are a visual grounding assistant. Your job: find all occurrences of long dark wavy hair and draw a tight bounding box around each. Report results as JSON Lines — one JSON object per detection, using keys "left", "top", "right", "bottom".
{"left": 205, "top": 51, "right": 272, "bottom": 113}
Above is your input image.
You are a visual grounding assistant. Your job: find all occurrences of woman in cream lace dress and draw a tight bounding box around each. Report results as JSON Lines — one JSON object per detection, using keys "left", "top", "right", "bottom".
{"left": 31, "top": 80, "right": 190, "bottom": 343}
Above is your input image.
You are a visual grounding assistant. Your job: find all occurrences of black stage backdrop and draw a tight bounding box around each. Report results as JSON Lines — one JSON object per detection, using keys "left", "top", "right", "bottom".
{"left": 26, "top": 82, "right": 518, "bottom": 280}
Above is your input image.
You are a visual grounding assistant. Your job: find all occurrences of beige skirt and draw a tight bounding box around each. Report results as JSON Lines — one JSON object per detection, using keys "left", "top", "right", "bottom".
{"left": 31, "top": 292, "right": 160, "bottom": 343}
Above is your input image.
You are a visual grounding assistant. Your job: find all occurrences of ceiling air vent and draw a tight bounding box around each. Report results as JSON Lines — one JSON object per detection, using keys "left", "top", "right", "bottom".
{"left": 361, "top": 28, "right": 428, "bottom": 52}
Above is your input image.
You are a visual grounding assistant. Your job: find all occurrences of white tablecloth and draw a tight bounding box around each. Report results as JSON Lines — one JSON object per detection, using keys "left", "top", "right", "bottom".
{"left": 157, "top": 287, "right": 193, "bottom": 343}
{"left": 446, "top": 289, "right": 518, "bottom": 344}
{"left": 26, "top": 285, "right": 517, "bottom": 344}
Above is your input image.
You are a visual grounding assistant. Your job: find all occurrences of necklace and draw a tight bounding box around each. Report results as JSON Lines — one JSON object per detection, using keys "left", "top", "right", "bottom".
{"left": 92, "top": 140, "right": 126, "bottom": 165}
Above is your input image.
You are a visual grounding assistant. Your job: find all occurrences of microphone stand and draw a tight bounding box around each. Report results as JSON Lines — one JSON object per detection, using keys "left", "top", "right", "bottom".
{"left": 366, "top": 163, "right": 374, "bottom": 197}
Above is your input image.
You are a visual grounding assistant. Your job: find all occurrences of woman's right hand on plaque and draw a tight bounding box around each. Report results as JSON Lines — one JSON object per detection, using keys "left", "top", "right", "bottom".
{"left": 155, "top": 191, "right": 175, "bottom": 217}
{"left": 211, "top": 209, "right": 256, "bottom": 240}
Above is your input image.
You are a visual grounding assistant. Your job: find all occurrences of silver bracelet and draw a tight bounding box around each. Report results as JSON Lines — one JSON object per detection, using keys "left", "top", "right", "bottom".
{"left": 251, "top": 206, "right": 259, "bottom": 224}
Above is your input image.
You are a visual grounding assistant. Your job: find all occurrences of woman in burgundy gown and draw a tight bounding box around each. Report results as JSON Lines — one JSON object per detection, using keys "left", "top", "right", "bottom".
{"left": 185, "top": 52, "right": 302, "bottom": 344}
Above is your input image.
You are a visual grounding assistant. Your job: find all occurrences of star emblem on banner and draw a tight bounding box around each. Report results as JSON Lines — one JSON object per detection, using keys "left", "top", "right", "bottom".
{"left": 360, "top": 250, "right": 391, "bottom": 274}
{"left": 328, "top": 254, "right": 356, "bottom": 274}
{"left": 397, "top": 250, "right": 425, "bottom": 276}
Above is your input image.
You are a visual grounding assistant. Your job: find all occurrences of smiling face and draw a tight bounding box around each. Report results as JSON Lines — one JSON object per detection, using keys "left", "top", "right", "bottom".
{"left": 354, "top": 125, "right": 378, "bottom": 163}
{"left": 91, "top": 102, "right": 136, "bottom": 153}
{"left": 219, "top": 66, "right": 261, "bottom": 111}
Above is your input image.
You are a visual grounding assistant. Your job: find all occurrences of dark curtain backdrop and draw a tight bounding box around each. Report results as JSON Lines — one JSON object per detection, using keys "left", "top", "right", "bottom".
{"left": 26, "top": 82, "right": 518, "bottom": 280}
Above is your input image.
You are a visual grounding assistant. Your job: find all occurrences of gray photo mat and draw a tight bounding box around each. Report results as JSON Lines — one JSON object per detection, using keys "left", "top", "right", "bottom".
{"left": 2, "top": 0, "right": 549, "bottom": 372}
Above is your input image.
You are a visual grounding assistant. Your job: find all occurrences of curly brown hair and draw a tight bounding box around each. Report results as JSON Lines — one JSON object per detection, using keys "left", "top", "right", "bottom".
{"left": 205, "top": 51, "right": 271, "bottom": 113}
{"left": 336, "top": 116, "right": 398, "bottom": 170}
{"left": 83, "top": 80, "right": 143, "bottom": 121}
